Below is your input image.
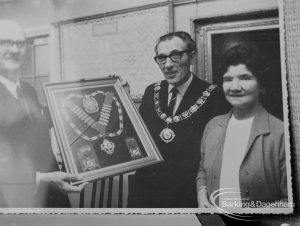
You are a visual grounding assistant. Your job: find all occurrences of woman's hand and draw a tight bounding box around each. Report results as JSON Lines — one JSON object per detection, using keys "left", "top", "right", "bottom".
{"left": 197, "top": 186, "right": 214, "bottom": 208}
{"left": 38, "top": 171, "right": 89, "bottom": 193}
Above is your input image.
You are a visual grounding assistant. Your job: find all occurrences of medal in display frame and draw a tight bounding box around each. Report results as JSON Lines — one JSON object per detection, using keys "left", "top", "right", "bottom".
{"left": 43, "top": 77, "right": 163, "bottom": 183}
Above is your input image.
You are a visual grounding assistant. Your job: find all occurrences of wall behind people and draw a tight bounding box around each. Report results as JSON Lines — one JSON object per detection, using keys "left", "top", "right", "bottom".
{"left": 0, "top": 0, "right": 276, "bottom": 30}
{"left": 0, "top": 0, "right": 164, "bottom": 29}
{"left": 0, "top": 0, "right": 278, "bottom": 84}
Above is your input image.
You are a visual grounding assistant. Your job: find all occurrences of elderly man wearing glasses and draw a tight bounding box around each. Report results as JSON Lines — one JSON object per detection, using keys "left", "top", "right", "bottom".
{"left": 0, "top": 20, "right": 88, "bottom": 208}
{"left": 127, "top": 31, "right": 229, "bottom": 208}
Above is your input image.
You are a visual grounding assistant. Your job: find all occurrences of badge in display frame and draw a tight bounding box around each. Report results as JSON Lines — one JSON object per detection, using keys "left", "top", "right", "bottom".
{"left": 43, "top": 77, "right": 163, "bottom": 183}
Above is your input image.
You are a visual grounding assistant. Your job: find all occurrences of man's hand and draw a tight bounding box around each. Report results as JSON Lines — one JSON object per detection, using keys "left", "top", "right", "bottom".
{"left": 197, "top": 186, "right": 214, "bottom": 208}
{"left": 38, "top": 171, "right": 88, "bottom": 193}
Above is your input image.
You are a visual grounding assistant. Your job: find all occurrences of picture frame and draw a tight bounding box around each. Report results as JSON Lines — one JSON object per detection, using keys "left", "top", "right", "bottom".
{"left": 43, "top": 76, "right": 163, "bottom": 183}
{"left": 194, "top": 10, "right": 278, "bottom": 81}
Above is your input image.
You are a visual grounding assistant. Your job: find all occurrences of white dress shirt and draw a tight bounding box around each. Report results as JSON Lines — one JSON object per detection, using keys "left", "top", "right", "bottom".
{"left": 0, "top": 75, "right": 19, "bottom": 99}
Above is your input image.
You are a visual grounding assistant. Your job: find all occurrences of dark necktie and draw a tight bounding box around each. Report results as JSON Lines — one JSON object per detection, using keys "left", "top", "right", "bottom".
{"left": 167, "top": 87, "right": 178, "bottom": 116}
{"left": 17, "top": 85, "right": 34, "bottom": 122}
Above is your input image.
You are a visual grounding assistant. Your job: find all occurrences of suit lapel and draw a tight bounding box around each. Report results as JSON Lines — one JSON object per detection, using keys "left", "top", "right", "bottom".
{"left": 244, "top": 106, "right": 270, "bottom": 159}
{"left": 208, "top": 112, "right": 231, "bottom": 193}
{"left": 175, "top": 76, "right": 205, "bottom": 115}
{"left": 213, "top": 112, "right": 231, "bottom": 168}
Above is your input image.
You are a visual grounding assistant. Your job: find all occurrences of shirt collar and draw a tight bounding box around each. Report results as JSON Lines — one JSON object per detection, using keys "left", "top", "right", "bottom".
{"left": 168, "top": 73, "right": 193, "bottom": 96}
{"left": 0, "top": 75, "right": 19, "bottom": 99}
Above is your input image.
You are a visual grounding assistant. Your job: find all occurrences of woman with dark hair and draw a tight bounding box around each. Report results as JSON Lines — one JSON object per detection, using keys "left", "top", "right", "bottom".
{"left": 196, "top": 43, "right": 288, "bottom": 209}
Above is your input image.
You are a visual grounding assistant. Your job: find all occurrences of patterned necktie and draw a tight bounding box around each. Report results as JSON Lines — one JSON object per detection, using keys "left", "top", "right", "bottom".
{"left": 167, "top": 87, "right": 178, "bottom": 116}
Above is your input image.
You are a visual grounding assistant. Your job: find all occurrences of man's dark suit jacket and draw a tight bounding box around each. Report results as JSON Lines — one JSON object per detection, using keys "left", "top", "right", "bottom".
{"left": 0, "top": 81, "right": 70, "bottom": 207}
{"left": 128, "top": 75, "right": 229, "bottom": 208}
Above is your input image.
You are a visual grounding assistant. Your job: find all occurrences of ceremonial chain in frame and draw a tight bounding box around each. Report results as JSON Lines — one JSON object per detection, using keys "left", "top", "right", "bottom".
{"left": 43, "top": 77, "right": 163, "bottom": 183}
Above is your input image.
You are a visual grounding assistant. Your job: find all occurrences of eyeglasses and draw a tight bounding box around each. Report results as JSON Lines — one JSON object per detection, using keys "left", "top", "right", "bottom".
{"left": 0, "top": 40, "right": 27, "bottom": 49}
{"left": 154, "top": 50, "right": 190, "bottom": 64}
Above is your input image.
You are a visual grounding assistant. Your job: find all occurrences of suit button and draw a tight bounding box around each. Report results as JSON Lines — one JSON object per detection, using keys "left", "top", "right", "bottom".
{"left": 244, "top": 171, "right": 249, "bottom": 175}
{"left": 213, "top": 174, "right": 217, "bottom": 179}
{"left": 245, "top": 190, "right": 249, "bottom": 195}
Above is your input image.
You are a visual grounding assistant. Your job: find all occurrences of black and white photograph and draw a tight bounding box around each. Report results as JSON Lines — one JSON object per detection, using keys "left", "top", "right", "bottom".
{"left": 0, "top": 0, "right": 299, "bottom": 225}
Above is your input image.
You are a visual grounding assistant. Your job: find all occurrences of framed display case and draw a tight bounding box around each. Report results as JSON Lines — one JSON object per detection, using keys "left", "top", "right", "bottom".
{"left": 44, "top": 77, "right": 163, "bottom": 183}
